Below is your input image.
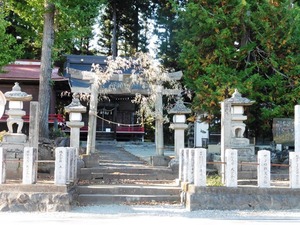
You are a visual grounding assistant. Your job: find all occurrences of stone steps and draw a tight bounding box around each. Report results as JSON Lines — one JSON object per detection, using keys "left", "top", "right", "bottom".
{"left": 76, "top": 184, "right": 181, "bottom": 206}
{"left": 76, "top": 165, "right": 180, "bottom": 205}
{"left": 75, "top": 143, "right": 180, "bottom": 206}
{"left": 78, "top": 166, "right": 177, "bottom": 181}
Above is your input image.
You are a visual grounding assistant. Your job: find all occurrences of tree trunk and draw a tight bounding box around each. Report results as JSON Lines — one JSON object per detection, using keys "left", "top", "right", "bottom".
{"left": 38, "top": 1, "right": 55, "bottom": 139}
{"left": 111, "top": 0, "right": 117, "bottom": 58}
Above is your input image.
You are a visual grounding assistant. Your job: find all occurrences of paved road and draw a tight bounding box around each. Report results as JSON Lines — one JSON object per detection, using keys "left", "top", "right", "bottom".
{"left": 1, "top": 204, "right": 300, "bottom": 225}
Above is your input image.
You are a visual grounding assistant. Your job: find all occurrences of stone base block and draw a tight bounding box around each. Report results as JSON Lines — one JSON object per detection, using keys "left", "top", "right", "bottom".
{"left": 150, "top": 155, "right": 171, "bottom": 166}
{"left": 186, "top": 186, "right": 300, "bottom": 211}
{"left": 2, "top": 134, "right": 27, "bottom": 143}
{"left": 81, "top": 153, "right": 100, "bottom": 168}
{"left": 0, "top": 184, "right": 74, "bottom": 212}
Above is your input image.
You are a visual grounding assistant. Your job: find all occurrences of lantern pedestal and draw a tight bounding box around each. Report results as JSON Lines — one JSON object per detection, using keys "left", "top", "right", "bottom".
{"left": 170, "top": 123, "right": 189, "bottom": 157}
{"left": 66, "top": 121, "right": 85, "bottom": 155}
{"left": 2, "top": 133, "right": 27, "bottom": 143}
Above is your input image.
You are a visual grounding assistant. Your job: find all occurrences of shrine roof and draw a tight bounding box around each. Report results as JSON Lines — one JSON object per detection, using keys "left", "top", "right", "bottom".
{"left": 63, "top": 55, "right": 146, "bottom": 94}
{"left": 0, "top": 60, "right": 67, "bottom": 82}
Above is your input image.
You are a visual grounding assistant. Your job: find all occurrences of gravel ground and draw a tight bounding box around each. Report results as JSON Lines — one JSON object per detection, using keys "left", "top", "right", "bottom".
{"left": 1, "top": 204, "right": 300, "bottom": 225}
{"left": 116, "top": 141, "right": 175, "bottom": 163}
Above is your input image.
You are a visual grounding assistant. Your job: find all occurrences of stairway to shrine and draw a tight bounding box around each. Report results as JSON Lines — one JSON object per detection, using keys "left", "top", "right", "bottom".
{"left": 75, "top": 143, "right": 181, "bottom": 206}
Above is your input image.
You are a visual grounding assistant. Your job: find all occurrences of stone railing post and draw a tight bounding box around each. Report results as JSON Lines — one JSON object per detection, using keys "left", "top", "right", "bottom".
{"left": 225, "top": 149, "right": 238, "bottom": 187}
{"left": 22, "top": 147, "right": 37, "bottom": 184}
{"left": 178, "top": 148, "right": 184, "bottom": 182}
{"left": 0, "top": 147, "right": 6, "bottom": 184}
{"left": 289, "top": 152, "right": 300, "bottom": 188}
{"left": 257, "top": 150, "right": 270, "bottom": 188}
{"left": 194, "top": 148, "right": 206, "bottom": 187}
{"left": 188, "top": 148, "right": 195, "bottom": 184}
{"left": 182, "top": 148, "right": 189, "bottom": 183}
{"left": 54, "top": 147, "right": 68, "bottom": 185}
{"left": 55, "top": 147, "right": 77, "bottom": 185}
{"left": 67, "top": 147, "right": 76, "bottom": 183}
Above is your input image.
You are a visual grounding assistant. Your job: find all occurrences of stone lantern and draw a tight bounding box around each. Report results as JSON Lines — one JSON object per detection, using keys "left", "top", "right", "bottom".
{"left": 220, "top": 89, "right": 256, "bottom": 182}
{"left": 224, "top": 89, "right": 254, "bottom": 149}
{"left": 64, "top": 96, "right": 86, "bottom": 154}
{"left": 169, "top": 95, "right": 191, "bottom": 157}
{"left": 3, "top": 82, "right": 32, "bottom": 143}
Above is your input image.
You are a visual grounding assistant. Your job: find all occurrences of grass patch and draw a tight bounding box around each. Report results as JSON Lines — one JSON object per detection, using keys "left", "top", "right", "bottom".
{"left": 0, "top": 130, "right": 7, "bottom": 142}
{"left": 207, "top": 174, "right": 223, "bottom": 186}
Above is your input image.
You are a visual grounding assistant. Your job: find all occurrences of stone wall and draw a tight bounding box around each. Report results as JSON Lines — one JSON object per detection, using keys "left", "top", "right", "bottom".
{"left": 185, "top": 185, "right": 300, "bottom": 211}
{"left": 0, "top": 184, "right": 75, "bottom": 212}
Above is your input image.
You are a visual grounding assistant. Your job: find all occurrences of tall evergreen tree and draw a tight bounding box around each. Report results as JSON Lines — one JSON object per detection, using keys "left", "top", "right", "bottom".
{"left": 152, "top": 0, "right": 184, "bottom": 70}
{"left": 174, "top": 0, "right": 300, "bottom": 140}
{"left": 97, "top": 0, "right": 152, "bottom": 56}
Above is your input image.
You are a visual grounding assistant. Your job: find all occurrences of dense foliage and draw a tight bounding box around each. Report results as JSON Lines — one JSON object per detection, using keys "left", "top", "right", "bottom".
{"left": 0, "top": 7, "right": 23, "bottom": 71}
{"left": 173, "top": 0, "right": 300, "bottom": 140}
{"left": 5, "top": 0, "right": 104, "bottom": 60}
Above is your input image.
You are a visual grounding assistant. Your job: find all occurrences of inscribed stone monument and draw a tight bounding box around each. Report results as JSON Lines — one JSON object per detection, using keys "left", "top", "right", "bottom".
{"left": 194, "top": 148, "right": 207, "bottom": 187}
{"left": 257, "top": 150, "right": 271, "bottom": 188}
{"left": 272, "top": 118, "right": 294, "bottom": 145}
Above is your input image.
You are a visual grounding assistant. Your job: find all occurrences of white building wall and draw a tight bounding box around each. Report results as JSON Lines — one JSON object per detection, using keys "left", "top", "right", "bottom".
{"left": 194, "top": 120, "right": 209, "bottom": 147}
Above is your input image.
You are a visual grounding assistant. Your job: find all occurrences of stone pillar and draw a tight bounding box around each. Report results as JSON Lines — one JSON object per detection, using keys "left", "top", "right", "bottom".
{"left": 170, "top": 123, "right": 189, "bottom": 156}
{"left": 295, "top": 105, "right": 300, "bottom": 152}
{"left": 54, "top": 147, "right": 68, "bottom": 185}
{"left": 194, "top": 148, "right": 206, "bottom": 187}
{"left": 178, "top": 148, "right": 184, "bottom": 182}
{"left": 289, "top": 152, "right": 300, "bottom": 188}
{"left": 0, "top": 147, "right": 6, "bottom": 184}
{"left": 225, "top": 149, "right": 238, "bottom": 187}
{"left": 22, "top": 147, "right": 37, "bottom": 184}
{"left": 86, "top": 81, "right": 98, "bottom": 155}
{"left": 182, "top": 148, "right": 189, "bottom": 183}
{"left": 67, "top": 147, "right": 76, "bottom": 183}
{"left": 220, "top": 101, "right": 232, "bottom": 184}
{"left": 28, "top": 102, "right": 39, "bottom": 150}
{"left": 155, "top": 85, "right": 164, "bottom": 156}
{"left": 187, "top": 148, "right": 195, "bottom": 183}
{"left": 257, "top": 150, "right": 270, "bottom": 188}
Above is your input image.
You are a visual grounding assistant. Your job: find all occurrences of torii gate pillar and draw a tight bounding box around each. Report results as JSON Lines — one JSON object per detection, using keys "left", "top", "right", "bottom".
{"left": 86, "top": 80, "right": 98, "bottom": 155}
{"left": 155, "top": 85, "right": 164, "bottom": 156}
{"left": 151, "top": 71, "right": 183, "bottom": 166}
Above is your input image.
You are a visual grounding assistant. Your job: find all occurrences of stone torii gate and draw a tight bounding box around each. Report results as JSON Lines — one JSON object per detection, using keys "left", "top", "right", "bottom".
{"left": 68, "top": 68, "right": 182, "bottom": 159}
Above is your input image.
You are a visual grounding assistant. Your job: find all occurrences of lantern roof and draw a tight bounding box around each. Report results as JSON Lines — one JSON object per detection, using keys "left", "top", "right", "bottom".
{"left": 169, "top": 95, "right": 191, "bottom": 115}
{"left": 224, "top": 89, "right": 254, "bottom": 106}
{"left": 64, "top": 97, "right": 86, "bottom": 113}
{"left": 4, "top": 82, "right": 32, "bottom": 101}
